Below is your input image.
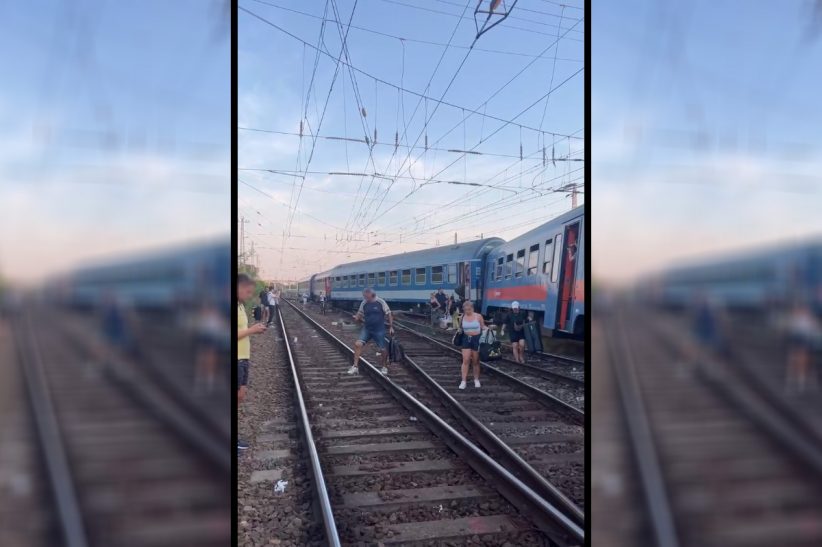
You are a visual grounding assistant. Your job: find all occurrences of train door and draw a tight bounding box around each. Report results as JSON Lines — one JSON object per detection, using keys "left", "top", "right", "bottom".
{"left": 324, "top": 276, "right": 332, "bottom": 299}
{"left": 555, "top": 222, "right": 580, "bottom": 331}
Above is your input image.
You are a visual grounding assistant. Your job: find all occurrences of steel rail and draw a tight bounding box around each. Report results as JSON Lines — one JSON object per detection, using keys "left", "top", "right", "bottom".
{"left": 282, "top": 299, "right": 584, "bottom": 546}
{"left": 605, "top": 313, "right": 680, "bottom": 547}
{"left": 394, "top": 317, "right": 583, "bottom": 387}
{"left": 274, "top": 306, "right": 342, "bottom": 547}
{"left": 394, "top": 321, "right": 584, "bottom": 425}
{"left": 13, "top": 313, "right": 90, "bottom": 547}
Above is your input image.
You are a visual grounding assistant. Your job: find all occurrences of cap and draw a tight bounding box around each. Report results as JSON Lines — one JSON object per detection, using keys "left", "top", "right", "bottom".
{"left": 511, "top": 301, "right": 520, "bottom": 308}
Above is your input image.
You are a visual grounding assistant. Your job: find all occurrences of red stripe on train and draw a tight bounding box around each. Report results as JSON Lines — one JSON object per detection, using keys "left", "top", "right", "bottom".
{"left": 484, "top": 285, "right": 548, "bottom": 302}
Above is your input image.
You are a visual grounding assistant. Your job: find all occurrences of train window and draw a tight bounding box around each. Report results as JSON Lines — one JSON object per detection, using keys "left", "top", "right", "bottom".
{"left": 543, "top": 239, "right": 553, "bottom": 274}
{"left": 401, "top": 269, "right": 411, "bottom": 285}
{"left": 551, "top": 234, "right": 563, "bottom": 283}
{"left": 389, "top": 270, "right": 398, "bottom": 286}
{"left": 505, "top": 254, "right": 513, "bottom": 279}
{"left": 496, "top": 257, "right": 503, "bottom": 281}
{"left": 368, "top": 273, "right": 376, "bottom": 287}
{"left": 431, "top": 265, "right": 443, "bottom": 284}
{"left": 359, "top": 274, "right": 366, "bottom": 287}
{"left": 415, "top": 267, "right": 426, "bottom": 285}
{"left": 527, "top": 244, "right": 539, "bottom": 275}
{"left": 378, "top": 272, "right": 386, "bottom": 286}
{"left": 342, "top": 276, "right": 348, "bottom": 288}
{"left": 447, "top": 263, "right": 457, "bottom": 283}
{"left": 515, "top": 249, "right": 525, "bottom": 278}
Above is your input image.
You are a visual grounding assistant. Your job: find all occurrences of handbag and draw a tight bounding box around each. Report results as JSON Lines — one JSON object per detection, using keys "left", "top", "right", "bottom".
{"left": 452, "top": 317, "right": 464, "bottom": 347}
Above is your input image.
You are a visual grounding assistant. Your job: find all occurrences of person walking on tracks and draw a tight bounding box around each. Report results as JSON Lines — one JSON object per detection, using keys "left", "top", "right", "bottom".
{"left": 349, "top": 287, "right": 394, "bottom": 375}
{"left": 259, "top": 287, "right": 270, "bottom": 325}
{"left": 501, "top": 301, "right": 527, "bottom": 364}
{"left": 458, "top": 301, "right": 487, "bottom": 389}
{"left": 238, "top": 273, "right": 267, "bottom": 451}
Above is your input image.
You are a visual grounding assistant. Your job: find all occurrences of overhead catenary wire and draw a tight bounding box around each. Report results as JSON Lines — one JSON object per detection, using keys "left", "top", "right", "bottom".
{"left": 238, "top": 5, "right": 581, "bottom": 141}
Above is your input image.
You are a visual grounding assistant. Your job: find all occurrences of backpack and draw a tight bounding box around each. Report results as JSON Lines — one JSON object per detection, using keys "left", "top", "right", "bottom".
{"left": 253, "top": 306, "right": 262, "bottom": 321}
{"left": 387, "top": 337, "right": 405, "bottom": 363}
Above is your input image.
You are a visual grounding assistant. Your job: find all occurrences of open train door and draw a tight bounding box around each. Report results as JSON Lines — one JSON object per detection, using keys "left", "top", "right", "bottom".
{"left": 555, "top": 222, "right": 580, "bottom": 332}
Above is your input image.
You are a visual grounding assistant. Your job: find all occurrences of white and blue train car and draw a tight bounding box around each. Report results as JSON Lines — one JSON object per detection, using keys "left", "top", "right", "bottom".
{"left": 483, "top": 205, "right": 585, "bottom": 336}
{"left": 64, "top": 238, "right": 230, "bottom": 309}
{"left": 312, "top": 238, "right": 505, "bottom": 310}
{"left": 657, "top": 239, "right": 822, "bottom": 312}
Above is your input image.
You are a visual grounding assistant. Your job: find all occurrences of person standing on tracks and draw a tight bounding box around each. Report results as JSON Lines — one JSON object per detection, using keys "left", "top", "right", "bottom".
{"left": 784, "top": 301, "right": 821, "bottom": 393}
{"left": 429, "top": 292, "right": 442, "bottom": 328}
{"left": 238, "top": 273, "right": 267, "bottom": 451}
{"left": 458, "top": 301, "right": 487, "bottom": 389}
{"left": 266, "top": 285, "right": 278, "bottom": 326}
{"left": 349, "top": 287, "right": 394, "bottom": 375}
{"left": 259, "top": 287, "right": 270, "bottom": 325}
{"left": 319, "top": 290, "right": 327, "bottom": 315}
{"left": 501, "top": 301, "right": 528, "bottom": 364}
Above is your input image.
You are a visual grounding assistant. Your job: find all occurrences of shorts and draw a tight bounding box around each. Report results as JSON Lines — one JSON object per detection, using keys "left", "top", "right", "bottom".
{"left": 238, "top": 359, "right": 250, "bottom": 387}
{"left": 358, "top": 327, "right": 386, "bottom": 349}
{"left": 462, "top": 333, "right": 481, "bottom": 352}
{"left": 510, "top": 329, "right": 525, "bottom": 343}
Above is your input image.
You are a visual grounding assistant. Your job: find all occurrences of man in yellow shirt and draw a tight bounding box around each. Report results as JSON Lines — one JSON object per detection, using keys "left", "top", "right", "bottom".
{"left": 238, "top": 273, "right": 266, "bottom": 451}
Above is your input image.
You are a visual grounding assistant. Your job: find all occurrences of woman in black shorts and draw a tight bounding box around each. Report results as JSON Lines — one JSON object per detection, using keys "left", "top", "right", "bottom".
{"left": 458, "top": 301, "right": 487, "bottom": 390}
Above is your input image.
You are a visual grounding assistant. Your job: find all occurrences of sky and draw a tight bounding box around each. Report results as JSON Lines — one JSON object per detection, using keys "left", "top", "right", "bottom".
{"left": 593, "top": 0, "right": 822, "bottom": 284}
{"left": 238, "top": 0, "right": 585, "bottom": 281}
{"left": 0, "top": 0, "right": 230, "bottom": 283}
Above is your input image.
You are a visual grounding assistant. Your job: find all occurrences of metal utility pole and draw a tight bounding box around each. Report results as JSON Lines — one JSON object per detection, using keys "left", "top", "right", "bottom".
{"left": 239, "top": 217, "right": 251, "bottom": 264}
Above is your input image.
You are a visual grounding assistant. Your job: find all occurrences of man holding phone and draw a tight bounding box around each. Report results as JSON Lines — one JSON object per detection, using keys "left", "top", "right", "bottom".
{"left": 349, "top": 287, "right": 394, "bottom": 375}
{"left": 237, "top": 273, "right": 266, "bottom": 451}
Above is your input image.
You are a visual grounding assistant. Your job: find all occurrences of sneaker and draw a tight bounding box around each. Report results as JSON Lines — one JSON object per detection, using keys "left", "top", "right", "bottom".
{"left": 381, "top": 367, "right": 389, "bottom": 375}
{"left": 458, "top": 381, "right": 466, "bottom": 390}
{"left": 237, "top": 440, "right": 249, "bottom": 450}
{"left": 347, "top": 365, "right": 358, "bottom": 375}
{"left": 474, "top": 379, "right": 481, "bottom": 388}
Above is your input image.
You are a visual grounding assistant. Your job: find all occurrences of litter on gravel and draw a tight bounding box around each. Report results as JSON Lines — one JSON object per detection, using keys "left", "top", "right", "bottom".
{"left": 274, "top": 480, "right": 288, "bottom": 493}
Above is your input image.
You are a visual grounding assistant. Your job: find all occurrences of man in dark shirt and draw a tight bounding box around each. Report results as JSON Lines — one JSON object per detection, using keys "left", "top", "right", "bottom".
{"left": 350, "top": 288, "right": 394, "bottom": 375}
{"left": 435, "top": 288, "right": 447, "bottom": 310}
{"left": 501, "top": 301, "right": 528, "bottom": 364}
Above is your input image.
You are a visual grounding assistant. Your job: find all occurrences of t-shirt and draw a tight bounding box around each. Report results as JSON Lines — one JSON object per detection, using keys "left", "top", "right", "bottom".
{"left": 238, "top": 303, "right": 250, "bottom": 360}
{"left": 435, "top": 292, "right": 447, "bottom": 307}
{"left": 506, "top": 310, "right": 528, "bottom": 332}
{"left": 268, "top": 291, "right": 278, "bottom": 305}
{"left": 260, "top": 291, "right": 269, "bottom": 305}
{"left": 358, "top": 297, "right": 391, "bottom": 330}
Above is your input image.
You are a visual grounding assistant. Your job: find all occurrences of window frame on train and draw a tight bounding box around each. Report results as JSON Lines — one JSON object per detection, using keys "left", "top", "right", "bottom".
{"left": 432, "top": 265, "right": 443, "bottom": 284}
{"left": 527, "top": 244, "right": 539, "bottom": 276}
{"left": 505, "top": 253, "right": 513, "bottom": 279}
{"left": 551, "top": 233, "right": 563, "bottom": 283}
{"left": 515, "top": 248, "right": 525, "bottom": 278}
{"left": 378, "top": 272, "right": 386, "bottom": 286}
{"left": 415, "top": 267, "right": 426, "bottom": 285}
{"left": 543, "top": 238, "right": 554, "bottom": 274}
{"left": 389, "top": 270, "right": 398, "bottom": 286}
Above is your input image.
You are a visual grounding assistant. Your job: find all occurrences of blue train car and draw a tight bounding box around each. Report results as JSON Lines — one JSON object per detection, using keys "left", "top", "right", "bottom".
{"left": 64, "top": 238, "right": 230, "bottom": 309}
{"left": 657, "top": 239, "right": 822, "bottom": 312}
{"left": 314, "top": 238, "right": 505, "bottom": 310}
{"left": 483, "top": 205, "right": 585, "bottom": 336}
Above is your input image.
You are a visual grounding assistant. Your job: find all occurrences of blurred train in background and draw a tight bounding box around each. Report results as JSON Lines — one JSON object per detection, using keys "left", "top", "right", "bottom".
{"left": 57, "top": 239, "right": 231, "bottom": 310}
{"left": 653, "top": 239, "right": 822, "bottom": 314}
{"left": 297, "top": 205, "right": 585, "bottom": 337}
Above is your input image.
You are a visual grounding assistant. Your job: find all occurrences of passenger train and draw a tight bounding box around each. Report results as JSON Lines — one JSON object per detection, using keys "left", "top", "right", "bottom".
{"left": 655, "top": 238, "right": 822, "bottom": 313}
{"left": 298, "top": 205, "right": 585, "bottom": 337}
{"left": 60, "top": 239, "right": 231, "bottom": 309}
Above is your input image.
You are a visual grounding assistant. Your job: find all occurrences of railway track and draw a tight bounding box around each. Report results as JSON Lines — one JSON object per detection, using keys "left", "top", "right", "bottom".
{"left": 11, "top": 305, "right": 230, "bottom": 547}
{"left": 395, "top": 312, "right": 584, "bottom": 385}
{"left": 274, "top": 300, "right": 583, "bottom": 545}
{"left": 392, "top": 319, "right": 584, "bottom": 410}
{"left": 605, "top": 305, "right": 822, "bottom": 547}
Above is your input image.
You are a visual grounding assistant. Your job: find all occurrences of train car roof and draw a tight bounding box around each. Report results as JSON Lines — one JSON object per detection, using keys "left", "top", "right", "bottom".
{"left": 67, "top": 237, "right": 229, "bottom": 279}
{"left": 489, "top": 205, "right": 585, "bottom": 251}
{"left": 315, "top": 237, "right": 506, "bottom": 278}
{"left": 661, "top": 237, "right": 822, "bottom": 280}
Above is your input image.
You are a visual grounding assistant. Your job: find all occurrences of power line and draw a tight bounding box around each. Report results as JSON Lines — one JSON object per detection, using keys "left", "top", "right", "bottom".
{"left": 378, "top": 0, "right": 583, "bottom": 41}
{"left": 237, "top": 5, "right": 581, "bottom": 141}
{"left": 248, "top": 0, "right": 583, "bottom": 60}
